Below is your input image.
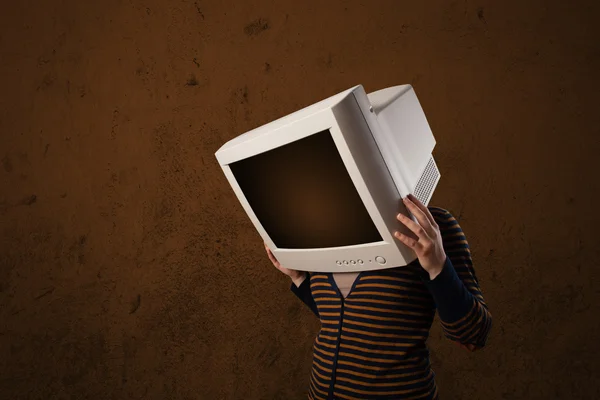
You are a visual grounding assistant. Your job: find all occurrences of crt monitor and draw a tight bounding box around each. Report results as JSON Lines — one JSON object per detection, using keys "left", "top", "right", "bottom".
{"left": 215, "top": 84, "right": 440, "bottom": 273}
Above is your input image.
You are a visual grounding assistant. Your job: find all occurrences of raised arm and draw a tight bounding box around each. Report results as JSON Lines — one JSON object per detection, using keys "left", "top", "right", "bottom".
{"left": 424, "top": 207, "right": 492, "bottom": 351}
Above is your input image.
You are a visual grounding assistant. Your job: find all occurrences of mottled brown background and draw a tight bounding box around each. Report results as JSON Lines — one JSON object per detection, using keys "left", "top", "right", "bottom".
{"left": 1, "top": 0, "right": 599, "bottom": 399}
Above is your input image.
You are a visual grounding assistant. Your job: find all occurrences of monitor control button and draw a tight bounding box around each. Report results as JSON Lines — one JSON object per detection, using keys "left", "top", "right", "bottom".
{"left": 350, "top": 260, "right": 356, "bottom": 265}
{"left": 358, "top": 259, "right": 364, "bottom": 265}
{"left": 375, "top": 256, "right": 386, "bottom": 265}
{"left": 343, "top": 260, "right": 349, "bottom": 265}
{"left": 336, "top": 261, "right": 342, "bottom": 265}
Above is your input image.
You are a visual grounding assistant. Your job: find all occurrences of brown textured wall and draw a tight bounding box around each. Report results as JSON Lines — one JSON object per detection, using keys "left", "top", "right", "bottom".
{"left": 1, "top": 0, "right": 599, "bottom": 399}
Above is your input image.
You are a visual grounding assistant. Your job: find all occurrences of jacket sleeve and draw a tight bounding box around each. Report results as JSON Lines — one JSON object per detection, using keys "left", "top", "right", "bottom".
{"left": 290, "top": 273, "right": 320, "bottom": 318}
{"left": 422, "top": 207, "right": 493, "bottom": 351}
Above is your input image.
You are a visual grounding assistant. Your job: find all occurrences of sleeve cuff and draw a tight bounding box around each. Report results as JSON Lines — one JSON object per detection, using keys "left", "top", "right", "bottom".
{"left": 423, "top": 257, "right": 474, "bottom": 322}
{"left": 290, "top": 273, "right": 310, "bottom": 295}
{"left": 290, "top": 273, "right": 320, "bottom": 318}
{"left": 425, "top": 256, "right": 456, "bottom": 284}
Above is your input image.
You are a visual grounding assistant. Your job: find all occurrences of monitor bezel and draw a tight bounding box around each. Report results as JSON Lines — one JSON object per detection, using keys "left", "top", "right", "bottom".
{"left": 218, "top": 93, "right": 418, "bottom": 273}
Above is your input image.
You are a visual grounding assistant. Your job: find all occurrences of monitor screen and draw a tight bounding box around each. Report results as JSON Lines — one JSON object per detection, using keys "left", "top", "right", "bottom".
{"left": 229, "top": 129, "right": 383, "bottom": 249}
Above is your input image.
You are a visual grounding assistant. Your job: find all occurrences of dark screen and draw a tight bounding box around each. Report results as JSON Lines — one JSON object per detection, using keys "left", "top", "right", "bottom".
{"left": 229, "top": 130, "right": 383, "bottom": 249}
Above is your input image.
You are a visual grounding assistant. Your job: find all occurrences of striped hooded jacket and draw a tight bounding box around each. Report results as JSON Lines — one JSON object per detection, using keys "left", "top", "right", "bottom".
{"left": 291, "top": 207, "right": 492, "bottom": 400}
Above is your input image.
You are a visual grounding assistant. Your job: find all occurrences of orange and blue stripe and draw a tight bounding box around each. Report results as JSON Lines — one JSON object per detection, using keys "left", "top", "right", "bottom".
{"left": 291, "top": 207, "right": 492, "bottom": 399}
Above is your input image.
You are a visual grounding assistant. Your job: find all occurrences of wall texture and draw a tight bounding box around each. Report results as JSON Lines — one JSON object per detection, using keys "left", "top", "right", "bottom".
{"left": 1, "top": 0, "right": 599, "bottom": 399}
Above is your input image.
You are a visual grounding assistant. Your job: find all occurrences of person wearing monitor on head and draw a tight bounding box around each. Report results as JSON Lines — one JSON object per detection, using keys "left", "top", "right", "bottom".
{"left": 217, "top": 84, "right": 492, "bottom": 399}
{"left": 265, "top": 194, "right": 491, "bottom": 400}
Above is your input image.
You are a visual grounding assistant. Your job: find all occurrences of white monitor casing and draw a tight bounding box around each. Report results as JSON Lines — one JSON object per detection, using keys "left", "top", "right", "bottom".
{"left": 215, "top": 85, "right": 440, "bottom": 273}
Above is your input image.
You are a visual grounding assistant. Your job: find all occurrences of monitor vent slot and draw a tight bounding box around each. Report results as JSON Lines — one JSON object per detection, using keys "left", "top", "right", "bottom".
{"left": 413, "top": 156, "right": 439, "bottom": 205}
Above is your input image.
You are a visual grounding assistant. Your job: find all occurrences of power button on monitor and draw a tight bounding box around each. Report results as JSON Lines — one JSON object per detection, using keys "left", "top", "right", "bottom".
{"left": 375, "top": 256, "right": 386, "bottom": 265}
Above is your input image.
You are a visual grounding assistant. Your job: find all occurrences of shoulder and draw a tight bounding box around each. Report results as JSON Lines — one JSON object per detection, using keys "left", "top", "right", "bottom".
{"left": 427, "top": 206, "right": 449, "bottom": 216}
{"left": 428, "top": 206, "right": 465, "bottom": 236}
{"left": 428, "top": 206, "right": 469, "bottom": 246}
{"left": 427, "top": 206, "right": 455, "bottom": 224}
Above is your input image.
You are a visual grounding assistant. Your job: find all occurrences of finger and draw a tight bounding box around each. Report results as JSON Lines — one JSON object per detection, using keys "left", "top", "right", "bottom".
{"left": 266, "top": 247, "right": 274, "bottom": 259}
{"left": 265, "top": 242, "right": 275, "bottom": 256}
{"left": 408, "top": 194, "right": 437, "bottom": 227}
{"left": 394, "top": 231, "right": 419, "bottom": 249}
{"left": 403, "top": 197, "right": 435, "bottom": 235}
{"left": 396, "top": 211, "right": 430, "bottom": 242}
{"left": 268, "top": 254, "right": 280, "bottom": 268}
{"left": 269, "top": 253, "right": 281, "bottom": 268}
{"left": 266, "top": 248, "right": 279, "bottom": 265}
